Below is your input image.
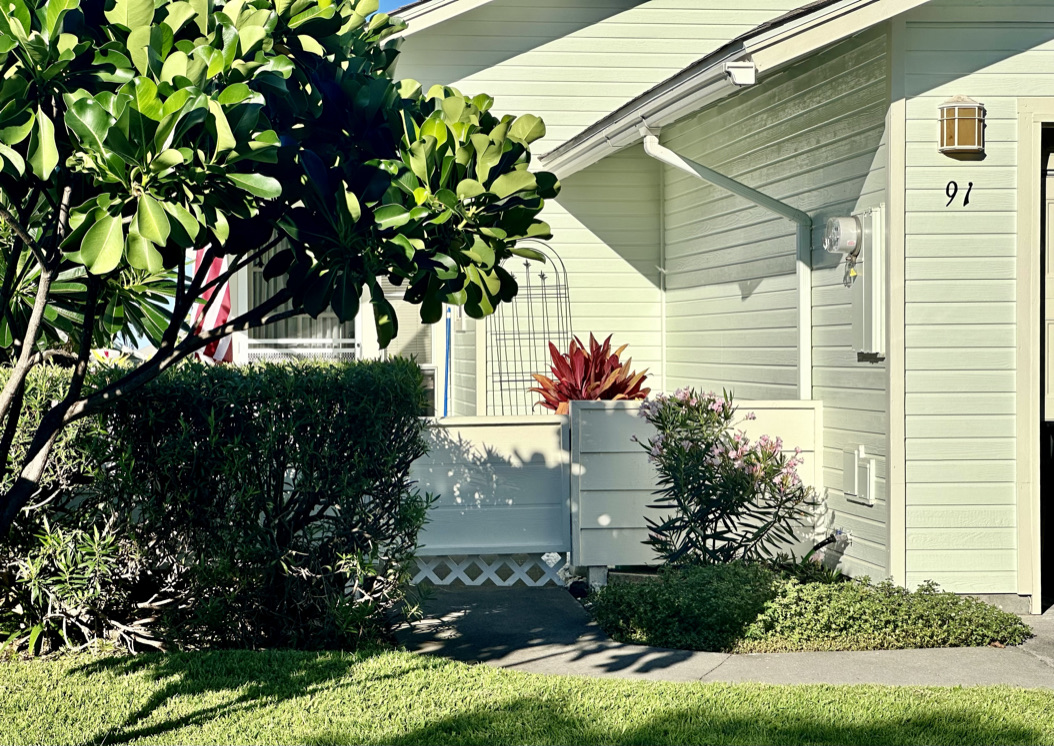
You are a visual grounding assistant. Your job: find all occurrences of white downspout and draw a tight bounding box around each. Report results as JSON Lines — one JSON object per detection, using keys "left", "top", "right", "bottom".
{"left": 639, "top": 126, "right": 813, "bottom": 400}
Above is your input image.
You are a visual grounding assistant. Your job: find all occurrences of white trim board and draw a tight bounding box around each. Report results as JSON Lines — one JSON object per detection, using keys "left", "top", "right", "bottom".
{"left": 1015, "top": 99, "right": 1049, "bottom": 615}
{"left": 542, "top": 0, "right": 931, "bottom": 180}
{"left": 391, "top": 0, "right": 494, "bottom": 36}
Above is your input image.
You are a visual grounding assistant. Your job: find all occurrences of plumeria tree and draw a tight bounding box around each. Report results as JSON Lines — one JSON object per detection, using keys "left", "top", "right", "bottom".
{"left": 0, "top": 0, "right": 558, "bottom": 535}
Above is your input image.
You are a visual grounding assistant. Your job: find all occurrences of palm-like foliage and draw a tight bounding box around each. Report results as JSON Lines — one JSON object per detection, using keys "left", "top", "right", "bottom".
{"left": 530, "top": 334, "right": 649, "bottom": 415}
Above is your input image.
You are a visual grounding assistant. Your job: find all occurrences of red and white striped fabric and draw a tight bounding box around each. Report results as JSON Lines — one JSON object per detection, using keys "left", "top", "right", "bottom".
{"left": 189, "top": 248, "right": 233, "bottom": 364}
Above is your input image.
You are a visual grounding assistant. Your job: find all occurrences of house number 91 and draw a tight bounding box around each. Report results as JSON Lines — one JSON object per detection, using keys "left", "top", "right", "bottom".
{"left": 946, "top": 180, "right": 973, "bottom": 207}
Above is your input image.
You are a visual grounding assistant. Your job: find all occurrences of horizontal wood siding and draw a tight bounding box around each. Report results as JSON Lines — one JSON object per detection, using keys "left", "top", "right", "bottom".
{"left": 571, "top": 400, "right": 822, "bottom": 567}
{"left": 552, "top": 146, "right": 663, "bottom": 383}
{"left": 900, "top": 0, "right": 1054, "bottom": 593}
{"left": 660, "top": 30, "right": 891, "bottom": 576}
{"left": 451, "top": 317, "right": 477, "bottom": 416}
{"left": 396, "top": 0, "right": 806, "bottom": 154}
{"left": 413, "top": 417, "right": 570, "bottom": 555}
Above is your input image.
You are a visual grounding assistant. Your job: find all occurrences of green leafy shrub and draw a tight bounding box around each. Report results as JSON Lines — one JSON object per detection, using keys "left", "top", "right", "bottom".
{"left": 0, "top": 365, "right": 139, "bottom": 656}
{"left": 589, "top": 563, "right": 781, "bottom": 652}
{"left": 2, "top": 359, "right": 431, "bottom": 653}
{"left": 0, "top": 365, "right": 101, "bottom": 500}
{"left": 589, "top": 564, "right": 1033, "bottom": 653}
{"left": 2, "top": 517, "right": 152, "bottom": 656}
{"left": 768, "top": 535, "right": 848, "bottom": 585}
{"left": 638, "top": 389, "right": 815, "bottom": 565}
{"left": 740, "top": 577, "right": 1033, "bottom": 652}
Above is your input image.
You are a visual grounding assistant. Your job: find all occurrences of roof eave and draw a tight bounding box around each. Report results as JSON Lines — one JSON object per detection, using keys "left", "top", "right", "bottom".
{"left": 541, "top": 0, "right": 931, "bottom": 179}
{"left": 540, "top": 47, "right": 743, "bottom": 180}
{"left": 391, "top": 0, "right": 494, "bottom": 37}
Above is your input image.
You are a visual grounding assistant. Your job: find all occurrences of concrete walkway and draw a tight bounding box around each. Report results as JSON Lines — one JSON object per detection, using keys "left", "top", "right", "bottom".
{"left": 395, "top": 586, "right": 1054, "bottom": 687}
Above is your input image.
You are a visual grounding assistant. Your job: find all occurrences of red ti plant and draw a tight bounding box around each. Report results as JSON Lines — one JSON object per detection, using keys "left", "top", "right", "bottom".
{"left": 530, "top": 334, "right": 651, "bottom": 415}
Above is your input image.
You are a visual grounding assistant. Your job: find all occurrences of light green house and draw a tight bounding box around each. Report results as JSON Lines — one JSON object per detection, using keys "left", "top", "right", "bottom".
{"left": 233, "top": 0, "right": 1053, "bottom": 611}
{"left": 394, "top": 0, "right": 1054, "bottom": 612}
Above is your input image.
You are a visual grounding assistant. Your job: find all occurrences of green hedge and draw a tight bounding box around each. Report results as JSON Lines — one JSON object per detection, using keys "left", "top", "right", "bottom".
{"left": 589, "top": 564, "right": 1033, "bottom": 653}
{"left": 2, "top": 359, "right": 431, "bottom": 653}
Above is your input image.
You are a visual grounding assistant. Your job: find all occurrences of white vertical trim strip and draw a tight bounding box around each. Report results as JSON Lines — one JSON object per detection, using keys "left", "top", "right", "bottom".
{"left": 797, "top": 223, "right": 813, "bottom": 401}
{"left": 658, "top": 155, "right": 668, "bottom": 394}
{"left": 475, "top": 316, "right": 487, "bottom": 416}
{"left": 887, "top": 17, "right": 907, "bottom": 587}
{"left": 1016, "top": 99, "right": 1048, "bottom": 614}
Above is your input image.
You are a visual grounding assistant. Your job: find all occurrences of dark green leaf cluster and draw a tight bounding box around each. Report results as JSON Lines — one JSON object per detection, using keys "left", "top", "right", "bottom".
{"left": 0, "top": 0, "right": 558, "bottom": 349}
{"left": 1, "top": 358, "right": 432, "bottom": 652}
{"left": 589, "top": 563, "right": 781, "bottom": 653}
{"left": 588, "top": 563, "right": 1034, "bottom": 653}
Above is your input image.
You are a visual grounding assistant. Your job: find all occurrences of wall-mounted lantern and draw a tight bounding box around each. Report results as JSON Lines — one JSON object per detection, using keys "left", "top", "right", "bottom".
{"left": 939, "top": 96, "right": 985, "bottom": 157}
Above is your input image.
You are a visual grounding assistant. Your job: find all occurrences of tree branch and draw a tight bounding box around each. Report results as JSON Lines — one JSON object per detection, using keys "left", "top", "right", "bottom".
{"left": 65, "top": 277, "right": 101, "bottom": 403}
{"left": 26, "top": 350, "right": 79, "bottom": 368}
{"left": 198, "top": 235, "right": 284, "bottom": 300}
{"left": 0, "top": 264, "right": 55, "bottom": 436}
{"left": 49, "top": 186, "right": 73, "bottom": 261}
{"left": 75, "top": 290, "right": 298, "bottom": 419}
{"left": 163, "top": 242, "right": 216, "bottom": 351}
{"left": 0, "top": 203, "right": 48, "bottom": 269}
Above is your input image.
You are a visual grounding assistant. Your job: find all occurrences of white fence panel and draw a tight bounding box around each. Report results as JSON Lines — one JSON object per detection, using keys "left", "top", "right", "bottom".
{"left": 412, "top": 416, "right": 571, "bottom": 557}
{"left": 570, "top": 400, "right": 824, "bottom": 568}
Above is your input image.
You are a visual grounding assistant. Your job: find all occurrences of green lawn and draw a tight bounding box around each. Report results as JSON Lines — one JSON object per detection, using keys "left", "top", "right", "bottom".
{"left": 1, "top": 649, "right": 1052, "bottom": 745}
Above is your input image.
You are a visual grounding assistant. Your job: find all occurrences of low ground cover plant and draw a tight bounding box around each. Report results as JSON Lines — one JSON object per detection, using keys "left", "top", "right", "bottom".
{"left": 602, "top": 389, "right": 1030, "bottom": 654}
{"left": 589, "top": 563, "right": 1033, "bottom": 653}
{"left": 1, "top": 359, "right": 431, "bottom": 654}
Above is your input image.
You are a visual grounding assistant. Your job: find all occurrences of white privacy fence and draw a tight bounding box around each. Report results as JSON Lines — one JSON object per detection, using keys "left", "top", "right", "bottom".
{"left": 410, "top": 416, "right": 571, "bottom": 586}
{"left": 410, "top": 400, "right": 823, "bottom": 586}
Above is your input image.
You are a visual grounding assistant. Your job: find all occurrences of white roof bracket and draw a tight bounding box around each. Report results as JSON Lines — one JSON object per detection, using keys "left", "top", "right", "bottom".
{"left": 724, "top": 59, "right": 757, "bottom": 86}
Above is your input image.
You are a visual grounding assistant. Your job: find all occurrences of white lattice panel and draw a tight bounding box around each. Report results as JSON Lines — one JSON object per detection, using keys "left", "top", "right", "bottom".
{"left": 413, "top": 553, "right": 567, "bottom": 587}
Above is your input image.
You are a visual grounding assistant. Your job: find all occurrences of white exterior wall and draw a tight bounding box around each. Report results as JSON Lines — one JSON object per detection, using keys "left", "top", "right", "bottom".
{"left": 396, "top": 0, "right": 816, "bottom": 400}
{"left": 660, "top": 29, "right": 891, "bottom": 576}
{"left": 898, "top": 0, "right": 1054, "bottom": 594}
{"left": 552, "top": 146, "right": 663, "bottom": 382}
{"left": 396, "top": 0, "right": 808, "bottom": 153}
{"left": 449, "top": 316, "right": 477, "bottom": 416}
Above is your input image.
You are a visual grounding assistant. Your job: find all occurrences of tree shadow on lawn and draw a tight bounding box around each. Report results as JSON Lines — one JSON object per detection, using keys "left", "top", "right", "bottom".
{"left": 304, "top": 695, "right": 1047, "bottom": 746}
{"left": 70, "top": 647, "right": 426, "bottom": 746}
{"left": 65, "top": 650, "right": 1051, "bottom": 746}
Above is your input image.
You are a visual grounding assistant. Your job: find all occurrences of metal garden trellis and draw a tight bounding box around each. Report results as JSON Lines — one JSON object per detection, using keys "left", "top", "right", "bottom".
{"left": 486, "top": 240, "right": 573, "bottom": 416}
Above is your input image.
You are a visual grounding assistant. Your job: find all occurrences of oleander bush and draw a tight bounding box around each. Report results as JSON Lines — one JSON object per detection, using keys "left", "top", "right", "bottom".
{"left": 589, "top": 563, "right": 1033, "bottom": 653}
{"left": 638, "top": 389, "right": 815, "bottom": 566}
{"left": 1, "top": 359, "right": 432, "bottom": 654}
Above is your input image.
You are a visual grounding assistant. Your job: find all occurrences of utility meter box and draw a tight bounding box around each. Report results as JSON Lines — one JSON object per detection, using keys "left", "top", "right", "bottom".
{"left": 823, "top": 206, "right": 885, "bottom": 357}
{"left": 851, "top": 205, "right": 885, "bottom": 357}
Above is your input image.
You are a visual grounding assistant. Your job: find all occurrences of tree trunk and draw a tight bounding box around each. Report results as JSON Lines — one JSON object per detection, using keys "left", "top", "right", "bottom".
{"left": 0, "top": 405, "right": 67, "bottom": 534}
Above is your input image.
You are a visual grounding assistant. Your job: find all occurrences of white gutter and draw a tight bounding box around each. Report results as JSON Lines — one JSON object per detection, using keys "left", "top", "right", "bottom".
{"left": 542, "top": 52, "right": 743, "bottom": 179}
{"left": 542, "top": 0, "right": 931, "bottom": 181}
{"left": 640, "top": 128, "right": 813, "bottom": 400}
